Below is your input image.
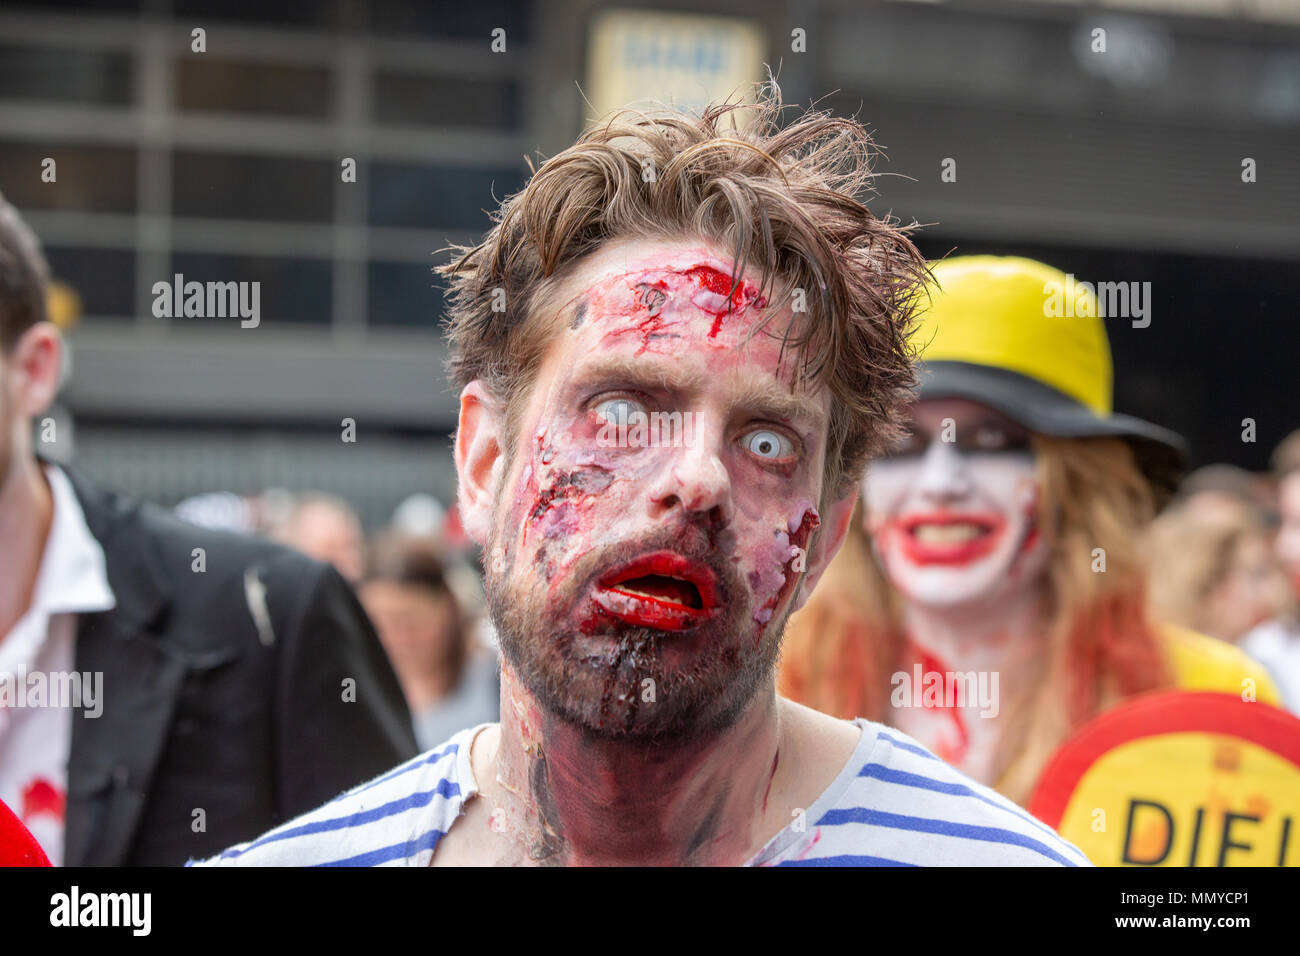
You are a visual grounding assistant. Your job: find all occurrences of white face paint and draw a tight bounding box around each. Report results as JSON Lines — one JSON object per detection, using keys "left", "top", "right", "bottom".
{"left": 863, "top": 398, "right": 1048, "bottom": 609}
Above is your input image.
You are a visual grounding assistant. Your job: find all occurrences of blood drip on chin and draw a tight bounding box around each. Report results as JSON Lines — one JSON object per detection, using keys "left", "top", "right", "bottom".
{"left": 596, "top": 629, "right": 658, "bottom": 735}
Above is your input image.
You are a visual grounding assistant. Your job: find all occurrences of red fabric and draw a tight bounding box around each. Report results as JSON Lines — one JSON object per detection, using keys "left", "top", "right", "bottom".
{"left": 0, "top": 798, "right": 51, "bottom": 867}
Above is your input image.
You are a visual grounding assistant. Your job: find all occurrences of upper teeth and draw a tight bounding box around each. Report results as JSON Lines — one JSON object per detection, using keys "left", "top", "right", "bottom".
{"left": 912, "top": 523, "right": 986, "bottom": 544}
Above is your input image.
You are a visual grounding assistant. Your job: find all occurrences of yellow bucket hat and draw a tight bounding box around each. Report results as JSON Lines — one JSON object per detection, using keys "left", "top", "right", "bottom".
{"left": 913, "top": 255, "right": 1186, "bottom": 491}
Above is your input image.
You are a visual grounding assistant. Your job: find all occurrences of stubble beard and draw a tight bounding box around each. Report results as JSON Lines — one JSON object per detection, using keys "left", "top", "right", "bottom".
{"left": 484, "top": 516, "right": 789, "bottom": 745}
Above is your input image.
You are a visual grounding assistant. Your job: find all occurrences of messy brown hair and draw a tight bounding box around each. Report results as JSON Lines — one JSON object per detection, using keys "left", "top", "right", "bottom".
{"left": 0, "top": 191, "right": 50, "bottom": 353}
{"left": 438, "top": 80, "right": 929, "bottom": 501}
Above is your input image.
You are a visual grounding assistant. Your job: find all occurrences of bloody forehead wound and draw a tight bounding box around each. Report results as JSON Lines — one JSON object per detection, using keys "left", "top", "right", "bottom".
{"left": 558, "top": 257, "right": 829, "bottom": 439}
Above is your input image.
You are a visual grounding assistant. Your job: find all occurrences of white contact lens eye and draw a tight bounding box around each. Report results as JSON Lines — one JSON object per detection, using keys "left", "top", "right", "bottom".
{"left": 595, "top": 397, "right": 643, "bottom": 425}
{"left": 746, "top": 429, "right": 791, "bottom": 460}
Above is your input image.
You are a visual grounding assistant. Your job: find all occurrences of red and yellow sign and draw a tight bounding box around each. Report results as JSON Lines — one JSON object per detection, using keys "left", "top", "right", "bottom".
{"left": 1028, "top": 692, "right": 1300, "bottom": 866}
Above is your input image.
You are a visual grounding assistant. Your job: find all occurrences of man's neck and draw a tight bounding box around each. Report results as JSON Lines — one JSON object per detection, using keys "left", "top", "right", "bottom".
{"left": 0, "top": 455, "right": 55, "bottom": 638}
{"left": 486, "top": 661, "right": 784, "bottom": 866}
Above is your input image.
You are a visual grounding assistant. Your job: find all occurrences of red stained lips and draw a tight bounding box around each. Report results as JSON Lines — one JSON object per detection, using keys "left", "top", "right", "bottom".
{"left": 892, "top": 511, "right": 1007, "bottom": 566}
{"left": 591, "top": 550, "right": 721, "bottom": 631}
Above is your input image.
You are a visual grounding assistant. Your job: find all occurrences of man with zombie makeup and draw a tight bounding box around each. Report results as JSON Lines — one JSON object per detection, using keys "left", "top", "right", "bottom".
{"left": 780, "top": 256, "right": 1282, "bottom": 804}
{"left": 194, "top": 90, "right": 1090, "bottom": 867}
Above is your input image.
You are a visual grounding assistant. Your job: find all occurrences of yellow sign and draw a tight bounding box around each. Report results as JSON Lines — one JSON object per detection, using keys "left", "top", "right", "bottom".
{"left": 584, "top": 10, "right": 766, "bottom": 123}
{"left": 47, "top": 280, "right": 82, "bottom": 332}
{"left": 1029, "top": 692, "right": 1300, "bottom": 866}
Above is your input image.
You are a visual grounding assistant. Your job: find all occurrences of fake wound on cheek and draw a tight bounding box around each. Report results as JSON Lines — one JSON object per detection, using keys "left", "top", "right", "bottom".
{"left": 575, "top": 264, "right": 768, "bottom": 355}
{"left": 515, "top": 434, "right": 614, "bottom": 551}
{"left": 508, "top": 406, "right": 659, "bottom": 589}
{"left": 748, "top": 501, "right": 821, "bottom": 634}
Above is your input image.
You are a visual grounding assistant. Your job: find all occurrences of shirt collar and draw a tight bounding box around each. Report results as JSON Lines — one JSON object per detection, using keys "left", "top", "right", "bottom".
{"left": 29, "top": 464, "right": 116, "bottom": 617}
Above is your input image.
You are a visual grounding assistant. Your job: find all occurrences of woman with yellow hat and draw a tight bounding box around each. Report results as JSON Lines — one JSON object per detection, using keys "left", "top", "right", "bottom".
{"left": 779, "top": 255, "right": 1282, "bottom": 805}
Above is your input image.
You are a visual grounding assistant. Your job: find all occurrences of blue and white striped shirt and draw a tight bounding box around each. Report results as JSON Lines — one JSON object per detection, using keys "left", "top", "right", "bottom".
{"left": 188, "top": 718, "right": 1092, "bottom": 867}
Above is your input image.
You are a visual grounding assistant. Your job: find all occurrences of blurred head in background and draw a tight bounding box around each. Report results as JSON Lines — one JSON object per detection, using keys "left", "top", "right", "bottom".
{"left": 269, "top": 492, "right": 365, "bottom": 583}
{"left": 1178, "top": 463, "right": 1280, "bottom": 525}
{"left": 1271, "top": 431, "right": 1300, "bottom": 603}
{"left": 359, "top": 533, "right": 467, "bottom": 706}
{"left": 1145, "top": 494, "right": 1291, "bottom": 642}
{"left": 360, "top": 532, "right": 499, "bottom": 750}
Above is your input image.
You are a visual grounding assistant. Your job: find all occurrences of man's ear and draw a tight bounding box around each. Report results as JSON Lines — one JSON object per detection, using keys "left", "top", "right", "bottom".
{"left": 6, "top": 322, "right": 63, "bottom": 419}
{"left": 454, "top": 381, "right": 504, "bottom": 547}
{"left": 790, "top": 485, "right": 859, "bottom": 615}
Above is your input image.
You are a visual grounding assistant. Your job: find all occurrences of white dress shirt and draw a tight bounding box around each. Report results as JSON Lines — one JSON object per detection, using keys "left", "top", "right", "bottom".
{"left": 0, "top": 464, "right": 115, "bottom": 865}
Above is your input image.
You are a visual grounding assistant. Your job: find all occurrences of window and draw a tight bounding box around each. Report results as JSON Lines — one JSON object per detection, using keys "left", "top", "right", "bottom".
{"left": 369, "top": 162, "right": 524, "bottom": 230}
{"left": 0, "top": 42, "right": 133, "bottom": 105}
{"left": 373, "top": 71, "right": 521, "bottom": 130}
{"left": 169, "top": 252, "right": 332, "bottom": 326}
{"left": 0, "top": 141, "right": 137, "bottom": 213}
{"left": 44, "top": 247, "right": 136, "bottom": 317}
{"left": 368, "top": 260, "right": 446, "bottom": 328}
{"left": 172, "top": 151, "right": 334, "bottom": 222}
{"left": 176, "top": 58, "right": 332, "bottom": 117}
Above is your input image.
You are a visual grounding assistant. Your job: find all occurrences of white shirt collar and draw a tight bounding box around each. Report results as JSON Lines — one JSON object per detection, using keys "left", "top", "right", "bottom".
{"left": 29, "top": 464, "right": 116, "bottom": 617}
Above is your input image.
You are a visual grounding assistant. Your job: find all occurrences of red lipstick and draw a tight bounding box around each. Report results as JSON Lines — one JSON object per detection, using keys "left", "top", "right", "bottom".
{"left": 890, "top": 511, "right": 1006, "bottom": 566}
{"left": 591, "top": 550, "right": 720, "bottom": 631}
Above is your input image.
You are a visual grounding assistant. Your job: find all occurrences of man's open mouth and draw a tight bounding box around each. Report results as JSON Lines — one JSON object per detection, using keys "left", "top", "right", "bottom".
{"left": 590, "top": 550, "right": 720, "bottom": 631}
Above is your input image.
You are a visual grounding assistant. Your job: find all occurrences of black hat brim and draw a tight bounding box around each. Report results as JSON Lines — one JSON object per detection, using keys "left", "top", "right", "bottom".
{"left": 917, "top": 361, "right": 1187, "bottom": 498}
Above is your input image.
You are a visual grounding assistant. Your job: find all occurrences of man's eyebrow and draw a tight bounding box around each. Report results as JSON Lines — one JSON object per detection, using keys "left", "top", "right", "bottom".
{"left": 727, "top": 378, "right": 827, "bottom": 434}
{"left": 570, "top": 355, "right": 826, "bottom": 433}
{"left": 569, "top": 354, "right": 707, "bottom": 392}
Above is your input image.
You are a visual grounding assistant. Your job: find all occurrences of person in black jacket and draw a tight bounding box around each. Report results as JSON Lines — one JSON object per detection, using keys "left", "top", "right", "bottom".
{"left": 0, "top": 192, "right": 418, "bottom": 865}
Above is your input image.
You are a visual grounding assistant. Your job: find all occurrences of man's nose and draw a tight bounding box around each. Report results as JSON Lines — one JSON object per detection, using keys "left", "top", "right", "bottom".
{"left": 645, "top": 427, "right": 734, "bottom": 531}
{"left": 915, "top": 438, "right": 972, "bottom": 502}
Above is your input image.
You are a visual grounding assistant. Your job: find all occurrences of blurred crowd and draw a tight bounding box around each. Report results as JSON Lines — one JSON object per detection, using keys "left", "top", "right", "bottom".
{"left": 1144, "top": 438, "right": 1300, "bottom": 709}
